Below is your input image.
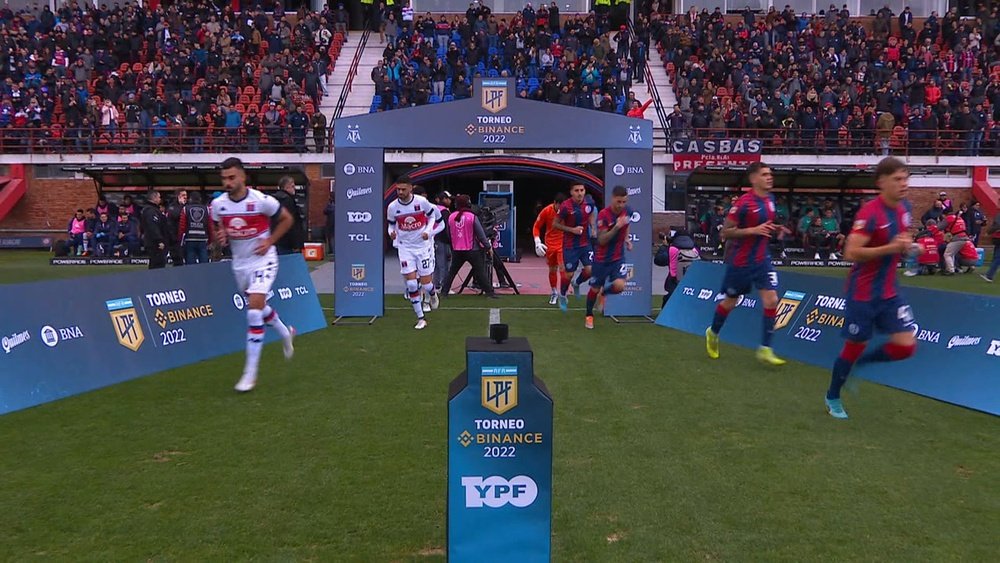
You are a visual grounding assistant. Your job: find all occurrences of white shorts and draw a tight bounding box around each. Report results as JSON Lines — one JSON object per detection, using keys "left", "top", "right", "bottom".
{"left": 234, "top": 260, "right": 279, "bottom": 295}
{"left": 398, "top": 245, "right": 435, "bottom": 277}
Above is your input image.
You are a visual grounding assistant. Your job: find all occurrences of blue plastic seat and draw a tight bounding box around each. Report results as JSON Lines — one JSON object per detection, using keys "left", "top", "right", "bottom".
{"left": 444, "top": 94, "right": 455, "bottom": 102}
{"left": 429, "top": 95, "right": 441, "bottom": 104}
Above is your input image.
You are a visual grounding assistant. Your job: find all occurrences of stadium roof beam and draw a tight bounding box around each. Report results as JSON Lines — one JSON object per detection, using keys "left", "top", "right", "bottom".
{"left": 687, "top": 166, "right": 873, "bottom": 190}
{"left": 62, "top": 165, "right": 310, "bottom": 195}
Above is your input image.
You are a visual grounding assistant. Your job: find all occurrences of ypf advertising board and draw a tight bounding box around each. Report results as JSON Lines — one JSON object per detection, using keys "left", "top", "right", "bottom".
{"left": 604, "top": 149, "right": 653, "bottom": 317}
{"left": 656, "top": 262, "right": 1000, "bottom": 416}
{"left": 0, "top": 255, "right": 326, "bottom": 415}
{"left": 334, "top": 148, "right": 385, "bottom": 318}
{"left": 447, "top": 337, "right": 553, "bottom": 562}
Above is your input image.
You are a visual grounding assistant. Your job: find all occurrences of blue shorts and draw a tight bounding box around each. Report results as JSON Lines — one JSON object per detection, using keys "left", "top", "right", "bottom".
{"left": 563, "top": 246, "right": 593, "bottom": 272}
{"left": 589, "top": 259, "right": 624, "bottom": 289}
{"left": 842, "top": 296, "right": 914, "bottom": 342}
{"left": 720, "top": 263, "right": 778, "bottom": 298}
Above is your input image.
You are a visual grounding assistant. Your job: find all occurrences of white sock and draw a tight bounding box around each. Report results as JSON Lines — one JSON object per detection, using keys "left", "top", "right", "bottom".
{"left": 245, "top": 309, "right": 264, "bottom": 377}
{"left": 422, "top": 282, "right": 436, "bottom": 296}
{"left": 262, "top": 305, "right": 290, "bottom": 339}
{"left": 406, "top": 279, "right": 423, "bottom": 318}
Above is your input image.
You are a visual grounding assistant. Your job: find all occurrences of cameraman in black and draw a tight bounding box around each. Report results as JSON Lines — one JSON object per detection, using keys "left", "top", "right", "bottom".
{"left": 140, "top": 190, "right": 169, "bottom": 269}
{"left": 441, "top": 194, "right": 498, "bottom": 299}
{"left": 272, "top": 176, "right": 306, "bottom": 254}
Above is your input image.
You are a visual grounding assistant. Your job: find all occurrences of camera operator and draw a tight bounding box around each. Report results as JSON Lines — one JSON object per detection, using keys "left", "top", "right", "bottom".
{"left": 442, "top": 194, "right": 498, "bottom": 299}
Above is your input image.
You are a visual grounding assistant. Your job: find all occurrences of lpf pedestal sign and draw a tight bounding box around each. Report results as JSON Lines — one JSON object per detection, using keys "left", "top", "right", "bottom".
{"left": 447, "top": 337, "right": 553, "bottom": 562}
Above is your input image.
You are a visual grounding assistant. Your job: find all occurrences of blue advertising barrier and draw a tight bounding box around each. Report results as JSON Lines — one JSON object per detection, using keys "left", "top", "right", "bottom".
{"left": 656, "top": 262, "right": 1000, "bottom": 416}
{"left": 0, "top": 254, "right": 326, "bottom": 415}
{"left": 448, "top": 337, "right": 553, "bottom": 562}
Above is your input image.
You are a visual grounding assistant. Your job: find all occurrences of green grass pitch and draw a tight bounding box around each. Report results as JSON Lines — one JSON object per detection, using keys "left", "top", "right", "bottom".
{"left": 0, "top": 251, "right": 998, "bottom": 561}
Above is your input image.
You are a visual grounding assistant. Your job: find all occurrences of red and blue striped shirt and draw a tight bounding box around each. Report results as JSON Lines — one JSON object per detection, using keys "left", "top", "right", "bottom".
{"left": 595, "top": 206, "right": 630, "bottom": 262}
{"left": 557, "top": 198, "right": 595, "bottom": 250}
{"left": 846, "top": 196, "right": 913, "bottom": 302}
{"left": 724, "top": 192, "right": 776, "bottom": 267}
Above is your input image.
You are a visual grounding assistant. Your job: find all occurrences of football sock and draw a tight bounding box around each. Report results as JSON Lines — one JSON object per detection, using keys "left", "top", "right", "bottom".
{"left": 560, "top": 275, "right": 572, "bottom": 296}
{"left": 245, "top": 309, "right": 265, "bottom": 377}
{"left": 762, "top": 307, "right": 777, "bottom": 347}
{"left": 586, "top": 288, "right": 599, "bottom": 316}
{"left": 827, "top": 341, "right": 866, "bottom": 400}
{"left": 406, "top": 279, "right": 423, "bottom": 318}
{"left": 710, "top": 304, "right": 730, "bottom": 334}
{"left": 261, "top": 305, "right": 291, "bottom": 339}
{"left": 422, "top": 282, "right": 436, "bottom": 297}
{"left": 604, "top": 281, "right": 623, "bottom": 295}
{"left": 858, "top": 342, "right": 916, "bottom": 365}
{"left": 548, "top": 271, "right": 558, "bottom": 291}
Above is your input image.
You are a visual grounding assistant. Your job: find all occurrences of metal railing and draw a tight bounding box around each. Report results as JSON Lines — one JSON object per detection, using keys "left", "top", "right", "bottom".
{"left": 626, "top": 18, "right": 669, "bottom": 133}
{"left": 333, "top": 26, "right": 372, "bottom": 122}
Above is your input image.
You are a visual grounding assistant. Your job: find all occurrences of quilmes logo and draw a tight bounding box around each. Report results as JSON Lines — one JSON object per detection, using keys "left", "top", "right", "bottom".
{"left": 40, "top": 325, "right": 84, "bottom": 348}
{"left": 351, "top": 264, "right": 366, "bottom": 281}
{"left": 346, "top": 187, "right": 373, "bottom": 200}
{"left": 106, "top": 297, "right": 145, "bottom": 352}
{"left": 462, "top": 475, "right": 538, "bottom": 508}
{"left": 347, "top": 211, "right": 372, "bottom": 223}
{"left": 774, "top": 290, "right": 806, "bottom": 330}
{"left": 2, "top": 330, "right": 30, "bottom": 354}
{"left": 481, "top": 80, "right": 507, "bottom": 113}
{"left": 947, "top": 335, "right": 982, "bottom": 349}
{"left": 482, "top": 366, "right": 518, "bottom": 415}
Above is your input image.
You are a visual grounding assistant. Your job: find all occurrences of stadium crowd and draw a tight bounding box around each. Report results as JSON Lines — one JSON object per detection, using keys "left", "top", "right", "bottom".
{"left": 369, "top": 1, "right": 654, "bottom": 116}
{"left": 0, "top": 0, "right": 345, "bottom": 153}
{"left": 655, "top": 3, "right": 1000, "bottom": 156}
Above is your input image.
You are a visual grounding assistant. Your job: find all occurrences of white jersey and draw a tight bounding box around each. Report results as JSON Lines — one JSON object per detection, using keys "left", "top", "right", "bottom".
{"left": 210, "top": 188, "right": 281, "bottom": 268}
{"left": 387, "top": 194, "right": 442, "bottom": 251}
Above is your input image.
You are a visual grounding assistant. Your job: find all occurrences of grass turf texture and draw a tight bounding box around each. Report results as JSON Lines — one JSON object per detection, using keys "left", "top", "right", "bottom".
{"left": 0, "top": 251, "right": 998, "bottom": 560}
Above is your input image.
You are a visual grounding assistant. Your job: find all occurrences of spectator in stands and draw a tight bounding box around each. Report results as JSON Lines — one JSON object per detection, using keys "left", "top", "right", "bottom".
{"left": 289, "top": 105, "right": 309, "bottom": 152}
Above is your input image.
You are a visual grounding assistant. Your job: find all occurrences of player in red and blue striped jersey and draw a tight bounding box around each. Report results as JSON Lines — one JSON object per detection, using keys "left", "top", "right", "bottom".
{"left": 705, "top": 162, "right": 786, "bottom": 366}
{"left": 585, "top": 186, "right": 633, "bottom": 329}
{"left": 825, "top": 157, "right": 918, "bottom": 420}
{"left": 553, "top": 183, "right": 597, "bottom": 312}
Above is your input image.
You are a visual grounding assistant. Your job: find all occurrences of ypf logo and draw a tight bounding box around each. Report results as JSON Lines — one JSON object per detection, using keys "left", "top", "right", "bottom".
{"left": 462, "top": 475, "right": 538, "bottom": 508}
{"left": 697, "top": 289, "right": 714, "bottom": 300}
{"left": 343, "top": 163, "right": 356, "bottom": 176}
{"left": 347, "top": 211, "right": 372, "bottom": 223}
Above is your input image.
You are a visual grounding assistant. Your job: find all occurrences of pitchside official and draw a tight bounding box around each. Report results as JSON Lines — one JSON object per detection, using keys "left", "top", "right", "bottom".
{"left": 272, "top": 176, "right": 306, "bottom": 255}
{"left": 179, "top": 191, "right": 212, "bottom": 264}
{"left": 141, "top": 190, "right": 169, "bottom": 269}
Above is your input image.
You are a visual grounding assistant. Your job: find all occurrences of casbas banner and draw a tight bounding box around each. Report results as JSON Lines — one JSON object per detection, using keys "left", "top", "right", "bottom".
{"left": 656, "top": 262, "right": 1000, "bottom": 416}
{"left": 0, "top": 254, "right": 326, "bottom": 415}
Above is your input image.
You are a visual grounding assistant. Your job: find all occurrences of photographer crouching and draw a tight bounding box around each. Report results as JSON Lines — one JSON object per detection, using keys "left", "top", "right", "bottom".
{"left": 441, "top": 195, "right": 498, "bottom": 299}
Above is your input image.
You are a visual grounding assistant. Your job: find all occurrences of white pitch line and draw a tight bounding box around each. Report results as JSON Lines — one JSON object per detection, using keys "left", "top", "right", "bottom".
{"left": 322, "top": 306, "right": 664, "bottom": 313}
{"left": 489, "top": 308, "right": 502, "bottom": 324}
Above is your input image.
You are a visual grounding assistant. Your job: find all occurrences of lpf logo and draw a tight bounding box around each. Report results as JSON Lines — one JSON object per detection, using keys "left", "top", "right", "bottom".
{"left": 462, "top": 475, "right": 538, "bottom": 508}
{"left": 482, "top": 373, "right": 517, "bottom": 415}
{"left": 481, "top": 84, "right": 507, "bottom": 113}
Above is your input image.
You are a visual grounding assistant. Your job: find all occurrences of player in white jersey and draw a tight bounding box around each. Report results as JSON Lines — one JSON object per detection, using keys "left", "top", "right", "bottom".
{"left": 211, "top": 157, "right": 297, "bottom": 392}
{"left": 387, "top": 179, "right": 444, "bottom": 329}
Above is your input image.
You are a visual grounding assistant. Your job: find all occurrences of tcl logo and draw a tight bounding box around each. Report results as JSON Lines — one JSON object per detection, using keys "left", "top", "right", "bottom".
{"left": 347, "top": 211, "right": 372, "bottom": 223}
{"left": 461, "top": 475, "right": 538, "bottom": 508}
{"left": 987, "top": 340, "right": 1000, "bottom": 357}
{"left": 348, "top": 233, "right": 371, "bottom": 241}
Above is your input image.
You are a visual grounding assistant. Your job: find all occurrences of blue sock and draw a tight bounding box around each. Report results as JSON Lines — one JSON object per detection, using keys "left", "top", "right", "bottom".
{"left": 710, "top": 304, "right": 729, "bottom": 334}
{"left": 827, "top": 357, "right": 854, "bottom": 400}
{"left": 762, "top": 307, "right": 777, "bottom": 347}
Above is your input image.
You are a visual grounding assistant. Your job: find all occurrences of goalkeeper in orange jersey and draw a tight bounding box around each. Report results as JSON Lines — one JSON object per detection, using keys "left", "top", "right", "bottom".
{"left": 533, "top": 193, "right": 568, "bottom": 305}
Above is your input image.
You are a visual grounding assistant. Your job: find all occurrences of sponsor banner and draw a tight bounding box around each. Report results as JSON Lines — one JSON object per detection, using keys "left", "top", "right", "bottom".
{"left": 1, "top": 236, "right": 53, "bottom": 248}
{"left": 50, "top": 257, "right": 151, "bottom": 266}
{"left": 656, "top": 262, "right": 1000, "bottom": 416}
{"left": 335, "top": 147, "right": 385, "bottom": 318}
{"left": 604, "top": 149, "right": 653, "bottom": 317}
{"left": 703, "top": 258, "right": 858, "bottom": 268}
{"left": 0, "top": 255, "right": 326, "bottom": 415}
{"left": 671, "top": 138, "right": 763, "bottom": 172}
{"left": 448, "top": 337, "right": 552, "bottom": 562}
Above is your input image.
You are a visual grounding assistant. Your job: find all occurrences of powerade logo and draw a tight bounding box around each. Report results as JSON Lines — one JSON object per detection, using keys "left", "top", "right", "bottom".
{"left": 461, "top": 475, "right": 538, "bottom": 508}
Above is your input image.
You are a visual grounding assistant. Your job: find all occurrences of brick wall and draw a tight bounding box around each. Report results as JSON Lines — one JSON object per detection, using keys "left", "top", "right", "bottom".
{"left": 0, "top": 167, "right": 94, "bottom": 233}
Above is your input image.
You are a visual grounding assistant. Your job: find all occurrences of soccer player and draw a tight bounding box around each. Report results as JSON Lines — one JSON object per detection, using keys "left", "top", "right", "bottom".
{"left": 586, "top": 186, "right": 633, "bottom": 329}
{"left": 211, "top": 157, "right": 296, "bottom": 393}
{"left": 532, "top": 192, "right": 567, "bottom": 305}
{"left": 553, "top": 183, "right": 597, "bottom": 311}
{"left": 825, "top": 157, "right": 917, "bottom": 419}
{"left": 705, "top": 162, "right": 786, "bottom": 366}
{"left": 387, "top": 178, "right": 444, "bottom": 330}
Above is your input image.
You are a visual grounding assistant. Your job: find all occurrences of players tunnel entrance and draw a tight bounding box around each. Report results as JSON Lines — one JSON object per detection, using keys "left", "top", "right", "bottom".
{"left": 384, "top": 156, "right": 605, "bottom": 259}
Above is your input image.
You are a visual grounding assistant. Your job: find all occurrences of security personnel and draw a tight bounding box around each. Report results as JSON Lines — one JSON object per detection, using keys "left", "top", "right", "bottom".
{"left": 594, "top": 0, "right": 612, "bottom": 29}
{"left": 140, "top": 190, "right": 169, "bottom": 269}
{"left": 273, "top": 176, "right": 306, "bottom": 255}
{"left": 359, "top": 0, "right": 375, "bottom": 31}
{"left": 179, "top": 191, "right": 211, "bottom": 264}
{"left": 612, "top": 0, "right": 631, "bottom": 30}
